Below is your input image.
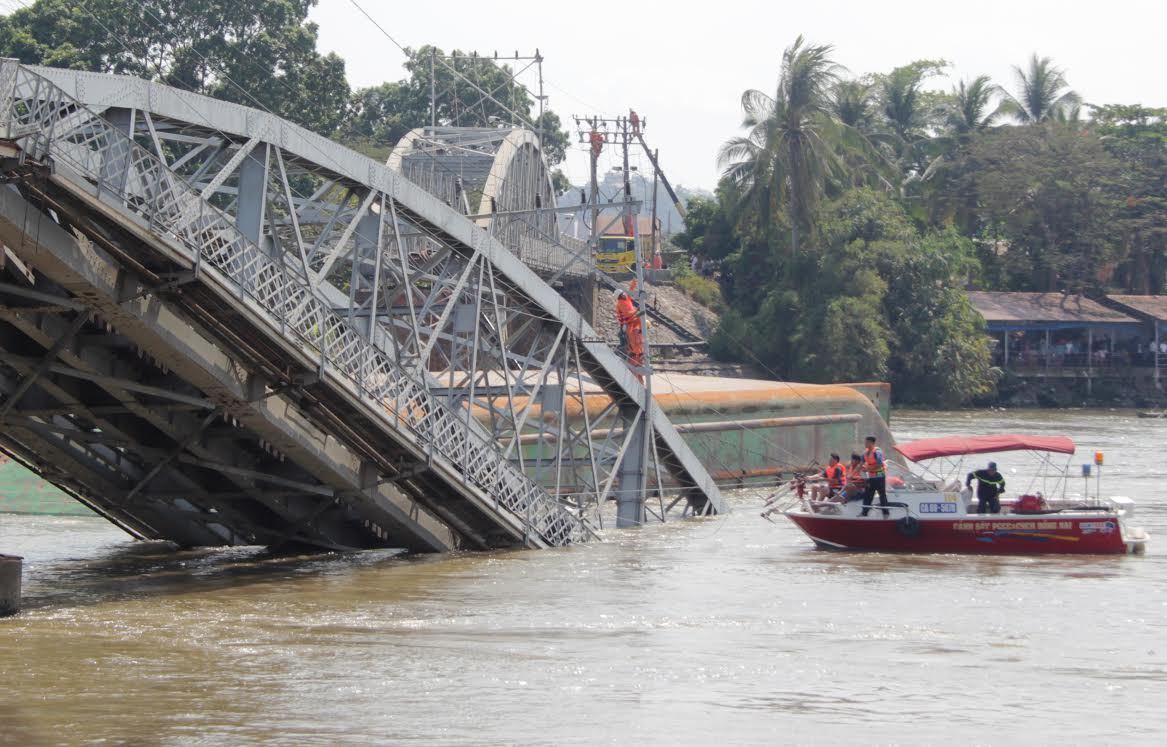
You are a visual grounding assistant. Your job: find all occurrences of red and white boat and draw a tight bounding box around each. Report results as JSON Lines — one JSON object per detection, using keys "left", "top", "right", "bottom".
{"left": 771, "top": 434, "right": 1148, "bottom": 555}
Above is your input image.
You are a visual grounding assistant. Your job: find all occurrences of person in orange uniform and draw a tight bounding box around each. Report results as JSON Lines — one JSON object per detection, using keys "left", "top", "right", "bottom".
{"left": 615, "top": 290, "right": 644, "bottom": 382}
{"left": 842, "top": 453, "right": 867, "bottom": 501}
{"left": 589, "top": 129, "right": 603, "bottom": 157}
{"left": 860, "top": 435, "right": 890, "bottom": 517}
{"left": 813, "top": 453, "right": 847, "bottom": 501}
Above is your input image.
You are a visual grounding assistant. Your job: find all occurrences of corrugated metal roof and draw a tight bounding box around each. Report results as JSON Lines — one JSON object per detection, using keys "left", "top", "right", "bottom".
{"left": 1105, "top": 295, "right": 1167, "bottom": 322}
{"left": 966, "top": 291, "right": 1136, "bottom": 324}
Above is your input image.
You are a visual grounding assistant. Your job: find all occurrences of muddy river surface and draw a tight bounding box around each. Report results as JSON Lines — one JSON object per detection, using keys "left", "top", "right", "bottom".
{"left": 2, "top": 409, "right": 1165, "bottom": 744}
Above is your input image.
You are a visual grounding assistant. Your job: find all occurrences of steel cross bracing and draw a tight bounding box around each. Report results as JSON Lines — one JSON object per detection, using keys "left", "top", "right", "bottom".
{"left": 1, "top": 63, "right": 725, "bottom": 546}
{"left": 386, "top": 126, "right": 593, "bottom": 281}
{"left": 0, "top": 62, "right": 593, "bottom": 549}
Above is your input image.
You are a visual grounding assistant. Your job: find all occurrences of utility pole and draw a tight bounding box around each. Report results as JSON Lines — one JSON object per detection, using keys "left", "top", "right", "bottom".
{"left": 573, "top": 111, "right": 652, "bottom": 529}
{"left": 650, "top": 148, "right": 660, "bottom": 265}
{"left": 429, "top": 47, "right": 436, "bottom": 128}
{"left": 536, "top": 49, "right": 544, "bottom": 149}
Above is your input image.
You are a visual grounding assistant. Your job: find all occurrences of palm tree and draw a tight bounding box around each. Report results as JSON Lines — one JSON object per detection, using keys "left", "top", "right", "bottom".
{"left": 831, "top": 79, "right": 875, "bottom": 132}
{"left": 718, "top": 35, "right": 846, "bottom": 253}
{"left": 1000, "top": 54, "right": 1081, "bottom": 124}
{"left": 946, "top": 75, "right": 1000, "bottom": 136}
{"left": 920, "top": 75, "right": 1000, "bottom": 229}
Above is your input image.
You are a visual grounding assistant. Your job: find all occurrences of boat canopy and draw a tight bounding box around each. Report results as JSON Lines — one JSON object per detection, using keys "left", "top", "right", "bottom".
{"left": 894, "top": 434, "right": 1076, "bottom": 462}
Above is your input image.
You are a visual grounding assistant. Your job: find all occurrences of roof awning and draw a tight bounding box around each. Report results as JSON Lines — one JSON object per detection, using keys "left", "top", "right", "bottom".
{"left": 895, "top": 434, "right": 1076, "bottom": 462}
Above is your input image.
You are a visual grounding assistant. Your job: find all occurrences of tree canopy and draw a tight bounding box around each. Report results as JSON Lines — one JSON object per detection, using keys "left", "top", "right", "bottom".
{"left": 701, "top": 37, "right": 1165, "bottom": 405}
{"left": 0, "top": 4, "right": 571, "bottom": 168}
{"left": 0, "top": 0, "right": 351, "bottom": 135}
{"left": 341, "top": 45, "right": 570, "bottom": 166}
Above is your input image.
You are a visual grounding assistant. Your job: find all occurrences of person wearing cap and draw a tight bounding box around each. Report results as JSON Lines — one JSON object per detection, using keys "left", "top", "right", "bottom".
{"left": 966, "top": 462, "right": 1006, "bottom": 514}
{"left": 860, "top": 435, "right": 890, "bottom": 517}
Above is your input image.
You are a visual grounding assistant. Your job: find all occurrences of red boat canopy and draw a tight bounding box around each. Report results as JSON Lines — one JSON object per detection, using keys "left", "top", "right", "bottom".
{"left": 894, "top": 434, "right": 1076, "bottom": 462}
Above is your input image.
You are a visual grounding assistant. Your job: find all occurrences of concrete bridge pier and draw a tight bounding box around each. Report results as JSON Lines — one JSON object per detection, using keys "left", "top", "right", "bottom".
{"left": 0, "top": 554, "right": 21, "bottom": 616}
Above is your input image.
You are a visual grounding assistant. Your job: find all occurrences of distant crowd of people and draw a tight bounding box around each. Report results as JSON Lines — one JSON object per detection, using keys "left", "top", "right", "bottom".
{"left": 997, "top": 333, "right": 1167, "bottom": 368}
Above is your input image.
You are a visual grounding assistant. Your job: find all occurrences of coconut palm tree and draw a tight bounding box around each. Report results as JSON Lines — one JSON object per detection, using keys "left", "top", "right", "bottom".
{"left": 920, "top": 75, "right": 1001, "bottom": 229}
{"left": 1000, "top": 54, "right": 1081, "bottom": 124}
{"left": 831, "top": 79, "right": 876, "bottom": 132}
{"left": 946, "top": 75, "right": 1000, "bottom": 136}
{"left": 717, "top": 35, "right": 847, "bottom": 253}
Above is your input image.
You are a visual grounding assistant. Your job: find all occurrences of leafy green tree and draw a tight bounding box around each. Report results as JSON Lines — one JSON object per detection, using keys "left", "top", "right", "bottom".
{"left": 0, "top": 0, "right": 351, "bottom": 135}
{"left": 962, "top": 123, "right": 1124, "bottom": 291}
{"left": 1000, "top": 54, "right": 1081, "bottom": 124}
{"left": 718, "top": 35, "right": 850, "bottom": 253}
{"left": 340, "top": 46, "right": 569, "bottom": 165}
{"left": 341, "top": 81, "right": 417, "bottom": 147}
{"left": 1093, "top": 105, "right": 1167, "bottom": 292}
{"left": 672, "top": 194, "right": 736, "bottom": 260}
{"left": 712, "top": 187, "right": 994, "bottom": 404}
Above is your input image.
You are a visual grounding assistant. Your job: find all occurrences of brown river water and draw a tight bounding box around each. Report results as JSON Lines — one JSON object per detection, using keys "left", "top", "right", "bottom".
{"left": 2, "top": 409, "right": 1165, "bottom": 745}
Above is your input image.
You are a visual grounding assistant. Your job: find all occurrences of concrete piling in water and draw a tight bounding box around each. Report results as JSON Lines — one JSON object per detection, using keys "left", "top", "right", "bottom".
{"left": 0, "top": 554, "right": 22, "bottom": 616}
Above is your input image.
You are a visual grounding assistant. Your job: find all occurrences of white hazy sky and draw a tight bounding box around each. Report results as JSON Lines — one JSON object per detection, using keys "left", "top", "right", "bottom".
{"left": 310, "top": 0, "right": 1166, "bottom": 191}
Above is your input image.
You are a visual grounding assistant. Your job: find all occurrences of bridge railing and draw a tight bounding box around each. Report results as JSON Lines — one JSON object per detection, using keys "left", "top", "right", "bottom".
{"left": 0, "top": 60, "right": 594, "bottom": 547}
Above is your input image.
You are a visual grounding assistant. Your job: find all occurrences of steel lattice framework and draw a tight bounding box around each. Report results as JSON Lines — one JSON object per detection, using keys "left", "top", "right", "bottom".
{"left": 387, "top": 126, "right": 591, "bottom": 279}
{"left": 0, "top": 62, "right": 725, "bottom": 551}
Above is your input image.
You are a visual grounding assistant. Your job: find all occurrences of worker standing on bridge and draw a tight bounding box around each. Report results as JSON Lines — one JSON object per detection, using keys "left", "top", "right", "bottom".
{"left": 615, "top": 290, "right": 644, "bottom": 382}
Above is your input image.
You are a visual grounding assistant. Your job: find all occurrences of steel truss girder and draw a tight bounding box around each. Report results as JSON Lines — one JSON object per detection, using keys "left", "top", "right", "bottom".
{"left": 8, "top": 63, "right": 725, "bottom": 541}
{"left": 0, "top": 184, "right": 457, "bottom": 552}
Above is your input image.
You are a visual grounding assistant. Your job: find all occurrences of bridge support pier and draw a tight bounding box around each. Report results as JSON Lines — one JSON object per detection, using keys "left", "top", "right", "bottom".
{"left": 615, "top": 406, "right": 646, "bottom": 529}
{"left": 0, "top": 554, "right": 21, "bottom": 616}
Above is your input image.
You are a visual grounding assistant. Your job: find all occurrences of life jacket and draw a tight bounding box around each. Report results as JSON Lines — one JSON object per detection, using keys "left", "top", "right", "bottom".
{"left": 848, "top": 464, "right": 866, "bottom": 485}
{"left": 823, "top": 463, "right": 846, "bottom": 489}
{"left": 616, "top": 295, "right": 639, "bottom": 327}
{"left": 863, "top": 447, "right": 885, "bottom": 478}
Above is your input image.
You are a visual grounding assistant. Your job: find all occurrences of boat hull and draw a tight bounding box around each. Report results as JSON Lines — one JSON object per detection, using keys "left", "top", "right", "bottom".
{"left": 785, "top": 512, "right": 1141, "bottom": 555}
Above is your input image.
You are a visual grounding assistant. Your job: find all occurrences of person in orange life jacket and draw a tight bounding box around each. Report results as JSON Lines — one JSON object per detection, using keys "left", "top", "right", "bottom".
{"left": 841, "top": 453, "right": 867, "bottom": 501}
{"left": 860, "top": 435, "right": 890, "bottom": 517}
{"left": 812, "top": 453, "right": 847, "bottom": 501}
{"left": 615, "top": 290, "right": 644, "bottom": 382}
{"left": 589, "top": 129, "right": 603, "bottom": 157}
{"left": 966, "top": 461, "right": 1005, "bottom": 514}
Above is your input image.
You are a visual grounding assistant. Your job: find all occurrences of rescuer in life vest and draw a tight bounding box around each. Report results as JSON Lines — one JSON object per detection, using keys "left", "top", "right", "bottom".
{"left": 811, "top": 453, "right": 847, "bottom": 501}
{"left": 966, "top": 461, "right": 1006, "bottom": 514}
{"left": 860, "top": 435, "right": 890, "bottom": 518}
{"left": 615, "top": 289, "right": 644, "bottom": 382}
{"left": 842, "top": 453, "right": 867, "bottom": 501}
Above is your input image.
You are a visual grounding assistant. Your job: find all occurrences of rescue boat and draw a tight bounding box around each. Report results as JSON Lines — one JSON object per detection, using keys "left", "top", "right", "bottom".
{"left": 769, "top": 434, "right": 1148, "bottom": 555}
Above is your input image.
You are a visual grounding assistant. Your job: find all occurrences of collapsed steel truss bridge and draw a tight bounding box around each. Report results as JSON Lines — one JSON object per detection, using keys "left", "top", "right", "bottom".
{"left": 0, "top": 61, "right": 724, "bottom": 552}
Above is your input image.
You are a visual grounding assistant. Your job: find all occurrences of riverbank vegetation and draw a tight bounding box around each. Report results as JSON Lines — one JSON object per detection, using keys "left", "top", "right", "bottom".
{"left": 678, "top": 37, "right": 1165, "bottom": 405}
